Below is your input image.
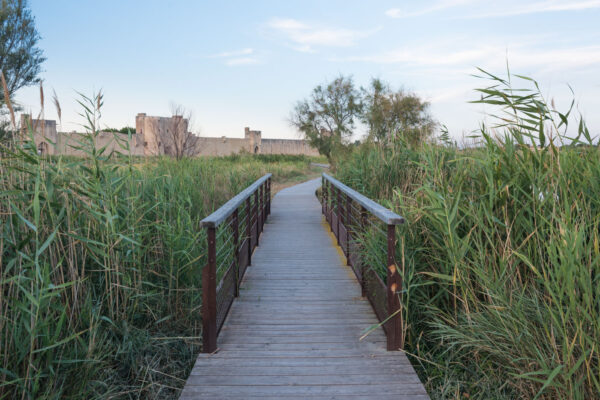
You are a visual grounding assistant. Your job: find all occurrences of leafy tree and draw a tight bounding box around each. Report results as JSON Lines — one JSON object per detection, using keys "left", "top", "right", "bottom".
{"left": 361, "top": 78, "right": 435, "bottom": 146}
{"left": 0, "top": 0, "right": 45, "bottom": 103}
{"left": 291, "top": 75, "right": 362, "bottom": 164}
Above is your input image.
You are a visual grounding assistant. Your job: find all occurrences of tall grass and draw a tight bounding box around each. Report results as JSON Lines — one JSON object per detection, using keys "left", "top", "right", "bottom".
{"left": 335, "top": 71, "right": 599, "bottom": 399}
{"left": 0, "top": 93, "right": 319, "bottom": 399}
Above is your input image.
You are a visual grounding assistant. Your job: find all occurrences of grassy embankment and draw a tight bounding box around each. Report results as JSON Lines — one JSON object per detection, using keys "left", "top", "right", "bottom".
{"left": 334, "top": 73, "right": 599, "bottom": 399}
{"left": 0, "top": 95, "right": 324, "bottom": 399}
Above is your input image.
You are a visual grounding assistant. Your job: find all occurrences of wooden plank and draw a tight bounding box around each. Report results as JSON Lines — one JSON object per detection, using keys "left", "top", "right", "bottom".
{"left": 182, "top": 178, "right": 428, "bottom": 399}
{"left": 185, "top": 374, "right": 424, "bottom": 385}
{"left": 181, "top": 384, "right": 427, "bottom": 396}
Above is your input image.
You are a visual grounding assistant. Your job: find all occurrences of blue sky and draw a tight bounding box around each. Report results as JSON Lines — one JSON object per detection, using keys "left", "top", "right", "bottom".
{"left": 17, "top": 0, "right": 600, "bottom": 141}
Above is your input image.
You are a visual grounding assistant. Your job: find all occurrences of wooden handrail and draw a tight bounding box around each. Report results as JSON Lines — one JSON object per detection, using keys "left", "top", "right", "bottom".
{"left": 321, "top": 173, "right": 405, "bottom": 350}
{"left": 201, "top": 173, "right": 272, "bottom": 228}
{"left": 322, "top": 173, "right": 404, "bottom": 225}
{"left": 201, "top": 173, "right": 272, "bottom": 353}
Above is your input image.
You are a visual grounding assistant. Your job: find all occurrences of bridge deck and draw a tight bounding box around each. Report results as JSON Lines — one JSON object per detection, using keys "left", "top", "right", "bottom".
{"left": 181, "top": 179, "right": 428, "bottom": 399}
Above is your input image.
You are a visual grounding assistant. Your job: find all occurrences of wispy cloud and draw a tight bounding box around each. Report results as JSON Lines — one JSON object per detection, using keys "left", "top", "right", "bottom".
{"left": 225, "top": 57, "right": 260, "bottom": 66}
{"left": 385, "top": 0, "right": 600, "bottom": 19}
{"left": 462, "top": 0, "right": 600, "bottom": 18}
{"left": 385, "top": 0, "right": 474, "bottom": 18}
{"left": 267, "top": 17, "right": 377, "bottom": 52}
{"left": 208, "top": 48, "right": 254, "bottom": 58}
{"left": 332, "top": 38, "right": 600, "bottom": 73}
{"left": 207, "top": 48, "right": 260, "bottom": 66}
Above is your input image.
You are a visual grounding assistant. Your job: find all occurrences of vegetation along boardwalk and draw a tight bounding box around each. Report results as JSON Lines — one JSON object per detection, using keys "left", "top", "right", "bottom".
{"left": 181, "top": 178, "right": 428, "bottom": 399}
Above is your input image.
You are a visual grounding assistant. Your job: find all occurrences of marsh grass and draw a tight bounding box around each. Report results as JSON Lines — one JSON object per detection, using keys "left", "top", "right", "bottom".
{"left": 336, "top": 71, "right": 599, "bottom": 399}
{"left": 0, "top": 92, "right": 320, "bottom": 399}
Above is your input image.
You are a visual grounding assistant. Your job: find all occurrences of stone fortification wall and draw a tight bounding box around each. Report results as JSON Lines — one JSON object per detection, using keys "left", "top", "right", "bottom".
{"left": 56, "top": 131, "right": 144, "bottom": 156}
{"left": 19, "top": 113, "right": 319, "bottom": 158}
{"left": 261, "top": 138, "right": 320, "bottom": 156}
{"left": 20, "top": 115, "right": 144, "bottom": 156}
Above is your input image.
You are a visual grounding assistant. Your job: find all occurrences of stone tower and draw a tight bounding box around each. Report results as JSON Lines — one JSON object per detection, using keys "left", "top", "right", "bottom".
{"left": 244, "top": 127, "right": 262, "bottom": 154}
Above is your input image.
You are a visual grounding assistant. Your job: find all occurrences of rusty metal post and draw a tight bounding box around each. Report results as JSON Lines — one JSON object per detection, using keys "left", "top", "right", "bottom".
{"left": 267, "top": 177, "right": 271, "bottom": 216}
{"left": 336, "top": 186, "right": 341, "bottom": 244}
{"left": 232, "top": 209, "right": 239, "bottom": 297}
{"left": 202, "top": 226, "right": 217, "bottom": 353}
{"left": 360, "top": 206, "right": 368, "bottom": 297}
{"left": 345, "top": 193, "right": 351, "bottom": 264}
{"left": 322, "top": 178, "right": 327, "bottom": 216}
{"left": 386, "top": 224, "right": 403, "bottom": 350}
{"left": 254, "top": 190, "right": 259, "bottom": 244}
{"left": 245, "top": 197, "right": 252, "bottom": 266}
{"left": 259, "top": 184, "right": 264, "bottom": 233}
{"left": 260, "top": 181, "right": 267, "bottom": 227}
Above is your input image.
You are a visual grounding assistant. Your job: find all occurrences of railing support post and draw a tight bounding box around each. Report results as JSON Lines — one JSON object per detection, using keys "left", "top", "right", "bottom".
{"left": 202, "top": 226, "right": 217, "bottom": 353}
{"left": 267, "top": 177, "right": 271, "bottom": 216}
{"left": 386, "top": 224, "right": 403, "bottom": 351}
{"left": 321, "top": 176, "right": 326, "bottom": 214}
{"left": 360, "top": 206, "right": 368, "bottom": 297}
{"left": 259, "top": 184, "right": 264, "bottom": 233}
{"left": 345, "top": 193, "right": 351, "bottom": 264}
{"left": 254, "top": 190, "right": 259, "bottom": 244}
{"left": 336, "top": 186, "right": 341, "bottom": 244}
{"left": 233, "top": 209, "right": 239, "bottom": 297}
{"left": 246, "top": 197, "right": 252, "bottom": 266}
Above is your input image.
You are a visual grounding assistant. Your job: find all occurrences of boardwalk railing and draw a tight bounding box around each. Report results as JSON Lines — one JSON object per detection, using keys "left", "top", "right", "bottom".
{"left": 200, "top": 174, "right": 272, "bottom": 353}
{"left": 321, "top": 173, "right": 405, "bottom": 350}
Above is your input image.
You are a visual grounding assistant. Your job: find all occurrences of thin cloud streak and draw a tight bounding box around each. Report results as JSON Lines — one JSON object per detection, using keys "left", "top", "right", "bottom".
{"left": 208, "top": 48, "right": 254, "bottom": 58}
{"left": 462, "top": 0, "right": 600, "bottom": 18}
{"left": 332, "top": 42, "right": 600, "bottom": 73}
{"left": 385, "top": 0, "right": 473, "bottom": 18}
{"left": 267, "top": 17, "right": 377, "bottom": 52}
{"left": 225, "top": 57, "right": 260, "bottom": 66}
{"left": 385, "top": 0, "right": 600, "bottom": 19}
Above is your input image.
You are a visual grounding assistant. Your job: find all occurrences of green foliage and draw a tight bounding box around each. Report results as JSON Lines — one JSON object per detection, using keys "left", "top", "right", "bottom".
{"left": 0, "top": 93, "right": 318, "bottom": 399}
{"left": 291, "top": 76, "right": 437, "bottom": 164}
{"left": 0, "top": 0, "right": 45, "bottom": 103}
{"left": 290, "top": 75, "right": 362, "bottom": 165}
{"left": 335, "top": 70, "right": 599, "bottom": 399}
{"left": 102, "top": 126, "right": 137, "bottom": 134}
{"left": 361, "top": 78, "right": 436, "bottom": 146}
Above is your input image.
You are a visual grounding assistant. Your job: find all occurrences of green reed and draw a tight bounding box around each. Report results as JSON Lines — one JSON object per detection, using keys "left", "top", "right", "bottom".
{"left": 335, "top": 71, "right": 599, "bottom": 399}
{"left": 0, "top": 93, "right": 318, "bottom": 399}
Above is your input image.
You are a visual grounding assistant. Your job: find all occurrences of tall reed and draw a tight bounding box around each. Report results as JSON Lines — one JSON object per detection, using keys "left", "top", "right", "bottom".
{"left": 336, "top": 71, "right": 599, "bottom": 399}
{"left": 0, "top": 92, "right": 319, "bottom": 399}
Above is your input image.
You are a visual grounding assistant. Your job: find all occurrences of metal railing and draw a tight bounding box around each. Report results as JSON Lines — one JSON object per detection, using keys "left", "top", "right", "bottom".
{"left": 200, "top": 173, "right": 271, "bottom": 353}
{"left": 321, "top": 173, "right": 406, "bottom": 350}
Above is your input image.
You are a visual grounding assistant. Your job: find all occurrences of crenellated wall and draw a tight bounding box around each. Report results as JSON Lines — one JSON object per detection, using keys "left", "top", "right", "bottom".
{"left": 19, "top": 113, "right": 318, "bottom": 158}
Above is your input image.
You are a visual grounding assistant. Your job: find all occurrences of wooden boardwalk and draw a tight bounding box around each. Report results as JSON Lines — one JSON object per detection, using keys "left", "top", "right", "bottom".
{"left": 181, "top": 179, "right": 428, "bottom": 399}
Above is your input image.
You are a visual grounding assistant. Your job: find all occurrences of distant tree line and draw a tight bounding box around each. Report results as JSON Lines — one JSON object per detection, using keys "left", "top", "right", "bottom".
{"left": 291, "top": 75, "right": 436, "bottom": 164}
{"left": 102, "top": 126, "right": 136, "bottom": 134}
{"left": 0, "top": 0, "right": 45, "bottom": 141}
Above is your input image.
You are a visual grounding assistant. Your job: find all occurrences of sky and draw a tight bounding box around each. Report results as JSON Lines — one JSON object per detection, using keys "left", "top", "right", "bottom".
{"left": 16, "top": 0, "right": 600, "bottom": 141}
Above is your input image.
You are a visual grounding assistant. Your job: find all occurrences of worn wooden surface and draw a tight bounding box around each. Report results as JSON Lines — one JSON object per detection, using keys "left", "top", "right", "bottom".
{"left": 181, "top": 178, "right": 428, "bottom": 399}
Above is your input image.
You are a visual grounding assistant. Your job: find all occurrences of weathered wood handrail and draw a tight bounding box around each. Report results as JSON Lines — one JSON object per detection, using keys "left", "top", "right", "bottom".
{"left": 201, "top": 173, "right": 271, "bottom": 353}
{"left": 322, "top": 173, "right": 404, "bottom": 225}
{"left": 321, "top": 173, "right": 406, "bottom": 350}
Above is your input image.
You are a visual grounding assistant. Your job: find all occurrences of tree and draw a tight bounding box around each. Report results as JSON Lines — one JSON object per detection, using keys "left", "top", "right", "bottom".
{"left": 163, "top": 104, "right": 197, "bottom": 160}
{"left": 291, "top": 75, "right": 362, "bottom": 164}
{"left": 361, "top": 78, "right": 435, "bottom": 146}
{"left": 0, "top": 0, "right": 45, "bottom": 104}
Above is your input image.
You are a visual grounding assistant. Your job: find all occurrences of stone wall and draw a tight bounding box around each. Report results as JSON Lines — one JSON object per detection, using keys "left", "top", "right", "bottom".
{"left": 261, "top": 138, "right": 320, "bottom": 156}
{"left": 20, "top": 115, "right": 144, "bottom": 156}
{"left": 56, "top": 131, "right": 144, "bottom": 156}
{"left": 19, "top": 113, "right": 318, "bottom": 158}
